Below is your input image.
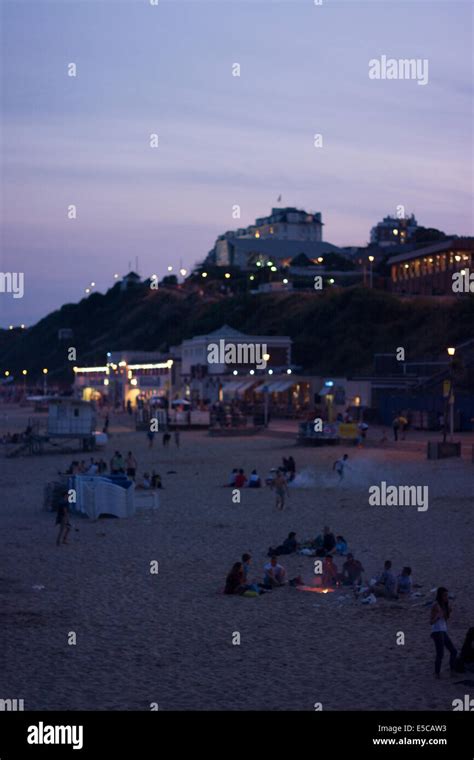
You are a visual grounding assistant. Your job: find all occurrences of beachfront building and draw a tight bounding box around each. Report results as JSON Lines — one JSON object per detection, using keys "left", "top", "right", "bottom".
{"left": 180, "top": 325, "right": 292, "bottom": 404}
{"left": 388, "top": 239, "right": 474, "bottom": 295}
{"left": 370, "top": 213, "right": 418, "bottom": 247}
{"left": 73, "top": 350, "right": 178, "bottom": 407}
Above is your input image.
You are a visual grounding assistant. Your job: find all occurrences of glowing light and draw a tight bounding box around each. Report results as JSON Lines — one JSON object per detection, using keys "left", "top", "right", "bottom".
{"left": 5, "top": 371, "right": 10, "bottom": 377}
{"left": 114, "top": 273, "right": 119, "bottom": 279}
{"left": 249, "top": 275, "right": 255, "bottom": 281}
{"left": 20, "top": 324, "right": 25, "bottom": 329}
{"left": 283, "top": 278, "right": 288, "bottom": 284}
{"left": 393, "top": 229, "right": 399, "bottom": 236}
{"left": 85, "top": 288, "right": 90, "bottom": 294}
{"left": 329, "top": 278, "right": 335, "bottom": 284}
{"left": 90, "top": 282, "right": 95, "bottom": 287}
{"left": 447, "top": 347, "right": 456, "bottom": 357}
{"left": 128, "top": 362, "right": 171, "bottom": 370}
{"left": 224, "top": 273, "right": 231, "bottom": 279}
{"left": 73, "top": 366, "right": 108, "bottom": 373}
{"left": 255, "top": 231, "right": 260, "bottom": 238}
{"left": 22, "top": 369, "right": 27, "bottom": 375}
{"left": 8, "top": 325, "right": 13, "bottom": 330}
{"left": 317, "top": 257, "right": 324, "bottom": 263}
{"left": 179, "top": 268, "right": 187, "bottom": 277}
{"left": 201, "top": 272, "right": 208, "bottom": 278}
{"left": 232, "top": 370, "right": 238, "bottom": 376}
{"left": 271, "top": 266, "right": 277, "bottom": 272}
{"left": 103, "top": 378, "right": 109, "bottom": 386}
{"left": 42, "top": 368, "right": 48, "bottom": 375}
{"left": 130, "top": 378, "right": 138, "bottom": 386}
{"left": 167, "top": 266, "right": 173, "bottom": 272}
{"left": 368, "top": 256, "right": 375, "bottom": 263}
{"left": 268, "top": 369, "right": 273, "bottom": 375}
{"left": 263, "top": 353, "right": 270, "bottom": 362}
{"left": 287, "top": 369, "right": 292, "bottom": 374}
{"left": 256, "top": 262, "right": 262, "bottom": 267}
{"left": 250, "top": 369, "right": 255, "bottom": 375}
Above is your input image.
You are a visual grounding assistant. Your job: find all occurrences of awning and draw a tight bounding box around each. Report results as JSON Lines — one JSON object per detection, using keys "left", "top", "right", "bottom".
{"left": 254, "top": 381, "right": 278, "bottom": 394}
{"left": 270, "top": 380, "right": 294, "bottom": 393}
{"left": 235, "top": 380, "right": 257, "bottom": 395}
{"left": 221, "top": 381, "right": 242, "bottom": 394}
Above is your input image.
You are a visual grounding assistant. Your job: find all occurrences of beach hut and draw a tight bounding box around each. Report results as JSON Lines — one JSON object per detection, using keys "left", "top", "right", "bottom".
{"left": 47, "top": 398, "right": 97, "bottom": 449}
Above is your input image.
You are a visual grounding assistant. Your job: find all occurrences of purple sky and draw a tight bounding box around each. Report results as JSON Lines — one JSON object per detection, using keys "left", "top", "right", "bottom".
{"left": 1, "top": 0, "right": 472, "bottom": 327}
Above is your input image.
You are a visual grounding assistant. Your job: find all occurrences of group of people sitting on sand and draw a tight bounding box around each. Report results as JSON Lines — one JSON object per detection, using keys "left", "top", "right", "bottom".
{"left": 224, "top": 468, "right": 263, "bottom": 488}
{"left": 225, "top": 522, "right": 417, "bottom": 598}
{"left": 224, "top": 552, "right": 302, "bottom": 596}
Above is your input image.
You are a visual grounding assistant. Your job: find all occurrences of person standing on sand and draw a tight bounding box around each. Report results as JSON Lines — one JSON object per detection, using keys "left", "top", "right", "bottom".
{"left": 56, "top": 492, "right": 71, "bottom": 547}
{"left": 126, "top": 451, "right": 137, "bottom": 481}
{"left": 392, "top": 414, "right": 400, "bottom": 441}
{"left": 430, "top": 587, "right": 457, "bottom": 679}
{"left": 273, "top": 470, "right": 289, "bottom": 511}
{"left": 333, "top": 454, "right": 349, "bottom": 482}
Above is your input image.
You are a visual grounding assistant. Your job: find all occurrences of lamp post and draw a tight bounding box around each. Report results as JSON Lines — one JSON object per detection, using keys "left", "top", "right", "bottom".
{"left": 447, "top": 347, "right": 456, "bottom": 442}
{"left": 263, "top": 353, "right": 270, "bottom": 427}
{"left": 368, "top": 255, "right": 375, "bottom": 289}
{"left": 42, "top": 368, "right": 48, "bottom": 396}
{"left": 167, "top": 359, "right": 174, "bottom": 427}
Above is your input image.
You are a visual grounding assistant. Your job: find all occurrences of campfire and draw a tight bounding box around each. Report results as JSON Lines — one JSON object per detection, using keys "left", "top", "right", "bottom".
{"left": 296, "top": 585, "right": 335, "bottom": 594}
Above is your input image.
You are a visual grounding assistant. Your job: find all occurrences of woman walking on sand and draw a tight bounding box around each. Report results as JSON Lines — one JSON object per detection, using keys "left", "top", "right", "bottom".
{"left": 273, "top": 470, "right": 289, "bottom": 511}
{"left": 430, "top": 587, "right": 457, "bottom": 679}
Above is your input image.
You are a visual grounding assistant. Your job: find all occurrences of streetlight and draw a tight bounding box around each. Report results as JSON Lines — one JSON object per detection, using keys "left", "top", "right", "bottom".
{"left": 42, "top": 368, "right": 48, "bottom": 396}
{"left": 263, "top": 353, "right": 271, "bottom": 427}
{"left": 368, "top": 255, "right": 375, "bottom": 289}
{"left": 446, "top": 348, "right": 456, "bottom": 442}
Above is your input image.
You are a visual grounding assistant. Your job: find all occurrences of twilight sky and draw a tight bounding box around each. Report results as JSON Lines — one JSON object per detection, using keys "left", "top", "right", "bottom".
{"left": 1, "top": 0, "right": 472, "bottom": 326}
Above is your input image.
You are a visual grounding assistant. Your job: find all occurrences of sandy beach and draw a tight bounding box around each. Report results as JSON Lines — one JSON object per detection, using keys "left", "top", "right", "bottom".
{"left": 1, "top": 407, "right": 473, "bottom": 711}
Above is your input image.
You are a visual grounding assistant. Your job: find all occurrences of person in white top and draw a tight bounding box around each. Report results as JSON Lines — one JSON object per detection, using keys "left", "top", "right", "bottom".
{"left": 263, "top": 556, "right": 286, "bottom": 587}
{"left": 430, "top": 587, "right": 458, "bottom": 678}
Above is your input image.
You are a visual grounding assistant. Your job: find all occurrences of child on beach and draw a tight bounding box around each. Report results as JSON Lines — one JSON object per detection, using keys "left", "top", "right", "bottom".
{"left": 430, "top": 587, "right": 457, "bottom": 678}
{"left": 333, "top": 454, "right": 349, "bottom": 482}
